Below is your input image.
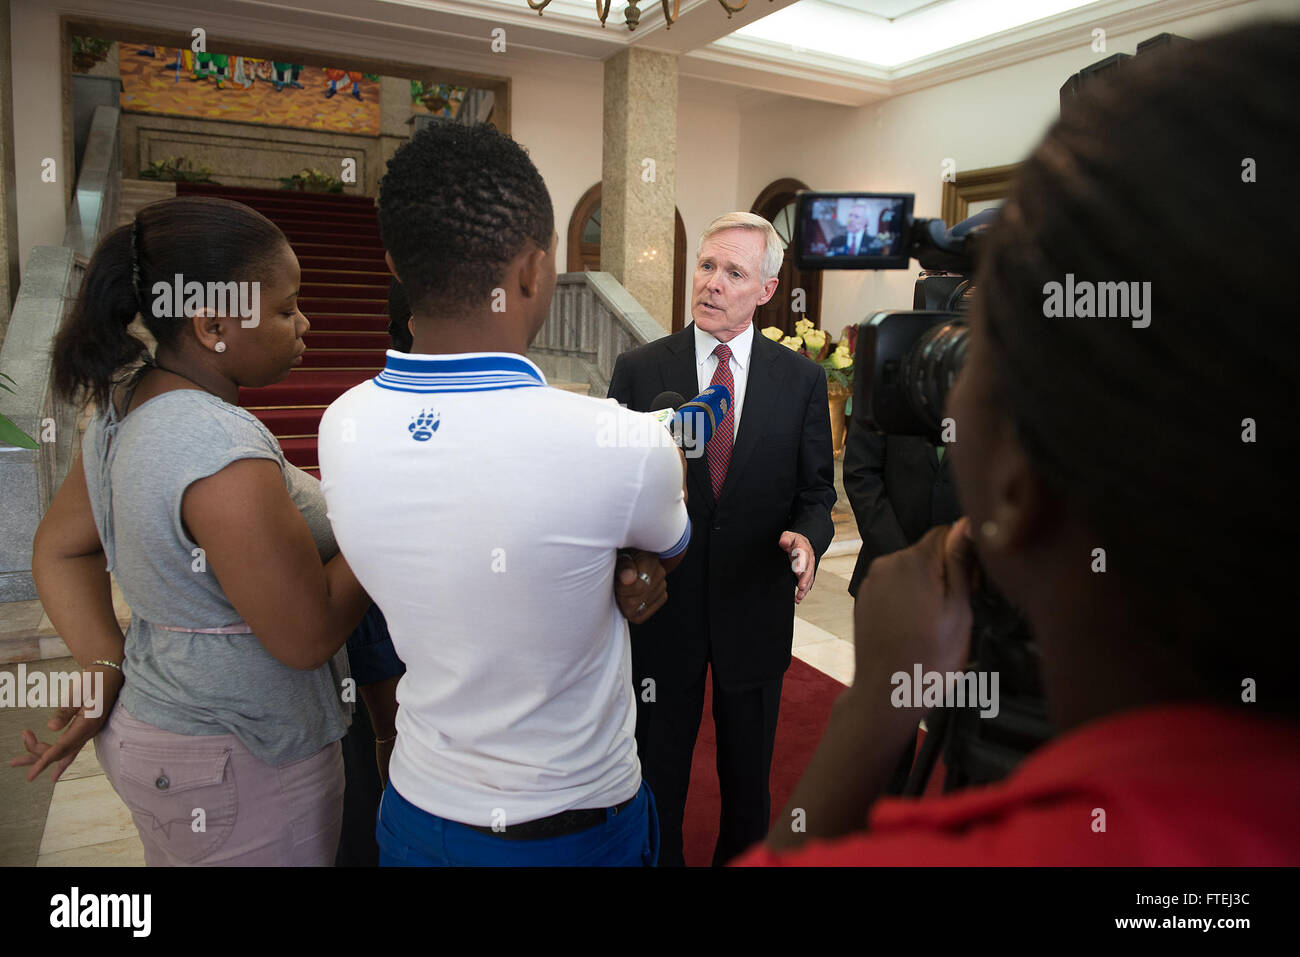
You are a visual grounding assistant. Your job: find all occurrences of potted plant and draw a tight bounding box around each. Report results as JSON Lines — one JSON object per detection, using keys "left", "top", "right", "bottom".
{"left": 71, "top": 36, "right": 113, "bottom": 73}
{"left": 139, "top": 156, "right": 218, "bottom": 184}
{"left": 279, "top": 168, "right": 345, "bottom": 193}
{"left": 761, "top": 319, "right": 856, "bottom": 457}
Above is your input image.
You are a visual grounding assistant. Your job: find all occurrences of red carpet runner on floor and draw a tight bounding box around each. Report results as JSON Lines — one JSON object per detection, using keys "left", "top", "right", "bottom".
{"left": 684, "top": 659, "right": 846, "bottom": 866}
{"left": 177, "top": 183, "right": 392, "bottom": 475}
{"left": 684, "top": 659, "right": 940, "bottom": 866}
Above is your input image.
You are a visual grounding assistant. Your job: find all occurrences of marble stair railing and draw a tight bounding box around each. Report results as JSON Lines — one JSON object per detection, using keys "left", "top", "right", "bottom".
{"left": 0, "top": 106, "right": 121, "bottom": 602}
{"left": 527, "top": 271, "right": 666, "bottom": 400}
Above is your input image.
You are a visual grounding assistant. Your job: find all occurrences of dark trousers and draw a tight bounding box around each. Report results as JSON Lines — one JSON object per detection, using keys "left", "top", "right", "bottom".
{"left": 634, "top": 661, "right": 783, "bottom": 867}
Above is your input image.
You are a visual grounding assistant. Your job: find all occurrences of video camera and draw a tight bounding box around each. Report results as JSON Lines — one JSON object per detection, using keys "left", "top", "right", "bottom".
{"left": 792, "top": 191, "right": 990, "bottom": 442}
{"left": 792, "top": 190, "right": 1047, "bottom": 793}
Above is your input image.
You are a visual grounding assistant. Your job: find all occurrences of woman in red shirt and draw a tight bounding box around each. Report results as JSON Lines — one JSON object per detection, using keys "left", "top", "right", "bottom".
{"left": 739, "top": 20, "right": 1300, "bottom": 867}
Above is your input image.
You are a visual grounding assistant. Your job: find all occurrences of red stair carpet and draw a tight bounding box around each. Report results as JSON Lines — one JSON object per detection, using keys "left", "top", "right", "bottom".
{"left": 177, "top": 182, "right": 392, "bottom": 475}
{"left": 683, "top": 659, "right": 939, "bottom": 866}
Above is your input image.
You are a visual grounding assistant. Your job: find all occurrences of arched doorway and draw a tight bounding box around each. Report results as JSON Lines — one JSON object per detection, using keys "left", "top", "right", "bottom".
{"left": 568, "top": 183, "right": 688, "bottom": 333}
{"left": 750, "top": 178, "right": 824, "bottom": 337}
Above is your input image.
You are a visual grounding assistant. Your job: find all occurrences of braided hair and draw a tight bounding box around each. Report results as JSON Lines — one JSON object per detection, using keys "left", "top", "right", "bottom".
{"left": 377, "top": 122, "right": 554, "bottom": 317}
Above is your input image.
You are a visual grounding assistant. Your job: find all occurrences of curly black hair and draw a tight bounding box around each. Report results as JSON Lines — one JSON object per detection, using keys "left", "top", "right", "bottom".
{"left": 378, "top": 122, "right": 554, "bottom": 317}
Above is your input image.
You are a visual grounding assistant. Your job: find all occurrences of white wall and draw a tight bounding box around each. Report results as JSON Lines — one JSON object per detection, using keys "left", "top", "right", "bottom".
{"left": 737, "top": 0, "right": 1300, "bottom": 333}
{"left": 10, "top": 0, "right": 67, "bottom": 278}
{"left": 507, "top": 60, "right": 604, "bottom": 273}
{"left": 676, "top": 94, "right": 741, "bottom": 259}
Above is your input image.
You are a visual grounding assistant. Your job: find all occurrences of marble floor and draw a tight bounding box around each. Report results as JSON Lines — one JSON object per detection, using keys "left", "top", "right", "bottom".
{"left": 2, "top": 463, "right": 864, "bottom": 867}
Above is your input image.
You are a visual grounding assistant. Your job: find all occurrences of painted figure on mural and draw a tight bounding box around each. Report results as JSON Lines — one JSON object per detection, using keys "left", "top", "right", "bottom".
{"left": 325, "top": 68, "right": 364, "bottom": 101}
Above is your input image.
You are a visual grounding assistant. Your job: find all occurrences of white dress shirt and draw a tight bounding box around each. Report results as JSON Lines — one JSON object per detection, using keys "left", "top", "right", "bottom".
{"left": 694, "top": 321, "right": 754, "bottom": 443}
{"left": 847, "top": 230, "right": 864, "bottom": 255}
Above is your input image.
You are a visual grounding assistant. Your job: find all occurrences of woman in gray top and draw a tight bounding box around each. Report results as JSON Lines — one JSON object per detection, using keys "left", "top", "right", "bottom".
{"left": 18, "top": 196, "right": 371, "bottom": 864}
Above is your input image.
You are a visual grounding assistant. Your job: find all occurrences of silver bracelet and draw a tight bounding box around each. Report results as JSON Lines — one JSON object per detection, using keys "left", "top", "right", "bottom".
{"left": 90, "top": 658, "right": 123, "bottom": 671}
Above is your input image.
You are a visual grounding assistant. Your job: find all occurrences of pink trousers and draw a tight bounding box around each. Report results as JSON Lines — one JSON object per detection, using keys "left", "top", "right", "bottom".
{"left": 95, "top": 701, "right": 344, "bottom": 866}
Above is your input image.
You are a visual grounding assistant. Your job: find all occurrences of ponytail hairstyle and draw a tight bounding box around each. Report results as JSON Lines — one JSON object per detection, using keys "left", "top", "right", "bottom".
{"left": 52, "top": 196, "right": 288, "bottom": 409}
{"left": 974, "top": 21, "right": 1300, "bottom": 712}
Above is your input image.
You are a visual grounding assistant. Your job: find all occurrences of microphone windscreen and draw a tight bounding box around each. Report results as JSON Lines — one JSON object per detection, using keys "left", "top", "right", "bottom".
{"left": 671, "top": 384, "right": 732, "bottom": 456}
{"left": 651, "top": 391, "right": 686, "bottom": 413}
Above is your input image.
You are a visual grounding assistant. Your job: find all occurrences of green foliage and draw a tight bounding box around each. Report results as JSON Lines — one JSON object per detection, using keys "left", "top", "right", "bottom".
{"left": 279, "top": 168, "right": 345, "bottom": 193}
{"left": 0, "top": 373, "right": 39, "bottom": 450}
{"left": 818, "top": 358, "right": 853, "bottom": 392}
{"left": 139, "top": 156, "right": 217, "bottom": 184}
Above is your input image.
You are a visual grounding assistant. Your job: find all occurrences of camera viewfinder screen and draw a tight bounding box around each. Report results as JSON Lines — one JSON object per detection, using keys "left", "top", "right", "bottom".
{"left": 794, "top": 192, "right": 914, "bottom": 269}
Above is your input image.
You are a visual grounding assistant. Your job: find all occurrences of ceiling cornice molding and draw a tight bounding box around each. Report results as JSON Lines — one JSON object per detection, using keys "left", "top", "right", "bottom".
{"left": 887, "top": 0, "right": 1257, "bottom": 91}
{"left": 683, "top": 45, "right": 891, "bottom": 101}
{"left": 697, "top": 0, "right": 1256, "bottom": 102}
{"left": 680, "top": 51, "right": 890, "bottom": 106}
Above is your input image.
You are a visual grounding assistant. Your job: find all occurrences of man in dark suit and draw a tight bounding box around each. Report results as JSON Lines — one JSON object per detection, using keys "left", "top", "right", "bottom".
{"left": 842, "top": 413, "right": 962, "bottom": 791}
{"left": 608, "top": 212, "right": 836, "bottom": 866}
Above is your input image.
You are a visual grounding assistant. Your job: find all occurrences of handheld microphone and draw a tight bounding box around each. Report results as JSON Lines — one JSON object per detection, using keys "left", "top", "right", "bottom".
{"left": 648, "top": 386, "right": 731, "bottom": 458}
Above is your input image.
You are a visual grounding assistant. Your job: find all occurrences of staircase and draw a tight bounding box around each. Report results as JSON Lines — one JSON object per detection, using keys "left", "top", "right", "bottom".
{"left": 176, "top": 183, "right": 391, "bottom": 476}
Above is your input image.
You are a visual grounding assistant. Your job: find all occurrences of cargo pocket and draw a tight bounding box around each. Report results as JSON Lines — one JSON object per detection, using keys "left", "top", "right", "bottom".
{"left": 114, "top": 741, "right": 238, "bottom": 865}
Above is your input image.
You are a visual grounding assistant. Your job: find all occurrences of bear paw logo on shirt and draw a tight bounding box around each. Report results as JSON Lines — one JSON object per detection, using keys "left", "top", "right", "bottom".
{"left": 408, "top": 409, "right": 440, "bottom": 442}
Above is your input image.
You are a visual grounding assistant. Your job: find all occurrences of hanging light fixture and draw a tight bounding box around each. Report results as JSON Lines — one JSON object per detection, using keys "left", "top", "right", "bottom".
{"left": 526, "top": 0, "right": 762, "bottom": 32}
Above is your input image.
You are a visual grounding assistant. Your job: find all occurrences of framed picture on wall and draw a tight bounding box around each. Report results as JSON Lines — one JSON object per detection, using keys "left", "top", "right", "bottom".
{"left": 941, "top": 163, "right": 1020, "bottom": 226}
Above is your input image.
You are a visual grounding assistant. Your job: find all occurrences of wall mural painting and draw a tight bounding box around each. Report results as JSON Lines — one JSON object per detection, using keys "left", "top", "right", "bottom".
{"left": 119, "top": 42, "right": 381, "bottom": 134}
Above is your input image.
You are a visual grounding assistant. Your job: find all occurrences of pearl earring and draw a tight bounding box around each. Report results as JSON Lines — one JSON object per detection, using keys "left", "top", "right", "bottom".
{"left": 214, "top": 341, "right": 227, "bottom": 353}
{"left": 980, "top": 520, "right": 999, "bottom": 541}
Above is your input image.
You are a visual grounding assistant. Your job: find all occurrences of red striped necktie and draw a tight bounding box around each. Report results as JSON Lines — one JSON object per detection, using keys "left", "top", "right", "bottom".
{"left": 707, "top": 343, "right": 734, "bottom": 500}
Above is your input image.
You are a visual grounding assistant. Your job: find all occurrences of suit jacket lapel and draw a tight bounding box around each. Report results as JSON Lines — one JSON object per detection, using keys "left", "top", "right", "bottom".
{"left": 717, "top": 331, "right": 788, "bottom": 505}
{"left": 660, "top": 325, "right": 712, "bottom": 509}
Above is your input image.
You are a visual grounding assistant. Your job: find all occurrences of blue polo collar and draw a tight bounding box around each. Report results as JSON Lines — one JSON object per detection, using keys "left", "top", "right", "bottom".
{"left": 373, "top": 351, "right": 548, "bottom": 394}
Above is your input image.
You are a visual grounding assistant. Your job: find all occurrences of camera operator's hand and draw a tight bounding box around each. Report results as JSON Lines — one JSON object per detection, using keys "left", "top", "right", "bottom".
{"left": 767, "top": 518, "right": 976, "bottom": 852}
{"left": 853, "top": 518, "right": 977, "bottom": 691}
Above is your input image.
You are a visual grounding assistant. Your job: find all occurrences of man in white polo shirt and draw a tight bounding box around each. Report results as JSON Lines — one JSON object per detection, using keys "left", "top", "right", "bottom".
{"left": 317, "top": 123, "right": 689, "bottom": 866}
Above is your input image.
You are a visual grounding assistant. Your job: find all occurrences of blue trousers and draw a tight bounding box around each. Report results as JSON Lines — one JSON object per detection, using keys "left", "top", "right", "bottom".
{"left": 376, "top": 779, "right": 660, "bottom": 866}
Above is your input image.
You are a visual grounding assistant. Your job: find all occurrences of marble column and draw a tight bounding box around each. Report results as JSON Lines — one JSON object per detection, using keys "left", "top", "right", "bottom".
{"left": 377, "top": 76, "right": 411, "bottom": 197}
{"left": 602, "top": 48, "right": 677, "bottom": 331}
